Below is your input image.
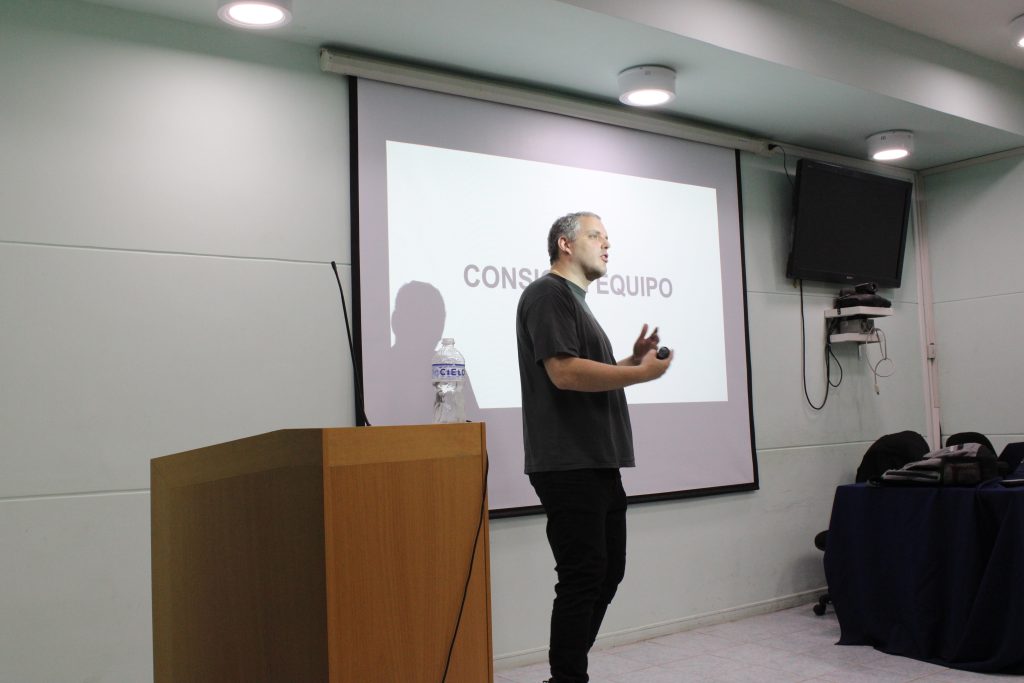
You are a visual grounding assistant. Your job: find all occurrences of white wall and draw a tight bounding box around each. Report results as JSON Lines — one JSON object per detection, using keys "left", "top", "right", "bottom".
{"left": 921, "top": 155, "right": 1024, "bottom": 452}
{"left": 0, "top": 1, "right": 931, "bottom": 680}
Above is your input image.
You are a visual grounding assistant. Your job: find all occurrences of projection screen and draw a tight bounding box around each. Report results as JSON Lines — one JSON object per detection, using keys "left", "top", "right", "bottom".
{"left": 353, "top": 78, "right": 756, "bottom": 515}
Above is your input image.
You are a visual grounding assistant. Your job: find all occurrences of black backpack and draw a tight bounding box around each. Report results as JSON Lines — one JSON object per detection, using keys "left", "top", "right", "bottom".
{"left": 880, "top": 442, "right": 1000, "bottom": 486}
{"left": 855, "top": 431, "right": 930, "bottom": 483}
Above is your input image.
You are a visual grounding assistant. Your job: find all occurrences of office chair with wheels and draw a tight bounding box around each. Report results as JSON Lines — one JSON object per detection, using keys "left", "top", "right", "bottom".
{"left": 813, "top": 430, "right": 930, "bottom": 616}
{"left": 812, "top": 530, "right": 831, "bottom": 615}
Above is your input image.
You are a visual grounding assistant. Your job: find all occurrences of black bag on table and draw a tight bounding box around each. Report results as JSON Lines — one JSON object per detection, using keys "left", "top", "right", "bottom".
{"left": 880, "top": 442, "right": 999, "bottom": 486}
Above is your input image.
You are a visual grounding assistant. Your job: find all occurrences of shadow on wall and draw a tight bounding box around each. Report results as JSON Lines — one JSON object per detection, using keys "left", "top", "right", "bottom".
{"left": 376, "top": 280, "right": 479, "bottom": 425}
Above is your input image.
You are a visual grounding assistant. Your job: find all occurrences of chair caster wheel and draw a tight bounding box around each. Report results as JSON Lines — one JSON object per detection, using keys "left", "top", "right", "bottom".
{"left": 813, "top": 602, "right": 826, "bottom": 616}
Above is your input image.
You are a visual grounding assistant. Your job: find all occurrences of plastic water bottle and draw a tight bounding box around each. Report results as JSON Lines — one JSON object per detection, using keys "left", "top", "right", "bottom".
{"left": 432, "top": 338, "right": 466, "bottom": 424}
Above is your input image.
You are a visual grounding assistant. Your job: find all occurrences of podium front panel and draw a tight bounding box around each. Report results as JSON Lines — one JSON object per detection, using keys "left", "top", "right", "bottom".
{"left": 322, "top": 423, "right": 492, "bottom": 683}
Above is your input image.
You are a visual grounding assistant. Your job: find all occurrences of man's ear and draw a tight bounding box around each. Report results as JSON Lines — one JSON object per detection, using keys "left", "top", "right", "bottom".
{"left": 558, "top": 235, "right": 572, "bottom": 256}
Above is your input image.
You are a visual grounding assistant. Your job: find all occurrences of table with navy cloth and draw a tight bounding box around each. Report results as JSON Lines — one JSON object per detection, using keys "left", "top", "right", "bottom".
{"left": 823, "top": 482, "right": 1024, "bottom": 673}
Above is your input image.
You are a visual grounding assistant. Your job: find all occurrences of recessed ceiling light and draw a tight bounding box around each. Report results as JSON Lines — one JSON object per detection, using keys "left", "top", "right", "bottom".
{"left": 866, "top": 130, "right": 914, "bottom": 161}
{"left": 617, "top": 66, "right": 676, "bottom": 107}
{"left": 217, "top": 0, "right": 292, "bottom": 29}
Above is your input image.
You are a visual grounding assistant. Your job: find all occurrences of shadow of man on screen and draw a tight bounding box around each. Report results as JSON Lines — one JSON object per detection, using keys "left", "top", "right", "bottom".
{"left": 379, "top": 281, "right": 479, "bottom": 425}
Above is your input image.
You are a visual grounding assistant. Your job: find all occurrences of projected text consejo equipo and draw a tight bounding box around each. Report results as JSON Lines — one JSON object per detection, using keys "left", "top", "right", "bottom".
{"left": 463, "top": 265, "right": 673, "bottom": 298}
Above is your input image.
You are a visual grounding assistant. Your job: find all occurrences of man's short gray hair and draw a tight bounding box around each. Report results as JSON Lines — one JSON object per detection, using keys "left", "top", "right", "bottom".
{"left": 547, "top": 211, "right": 601, "bottom": 264}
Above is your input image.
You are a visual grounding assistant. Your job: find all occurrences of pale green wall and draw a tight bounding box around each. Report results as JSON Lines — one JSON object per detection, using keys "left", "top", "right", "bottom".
{"left": 921, "top": 155, "right": 1024, "bottom": 452}
{"left": 0, "top": 1, "right": 930, "bottom": 680}
{"left": 1, "top": 4, "right": 352, "bottom": 681}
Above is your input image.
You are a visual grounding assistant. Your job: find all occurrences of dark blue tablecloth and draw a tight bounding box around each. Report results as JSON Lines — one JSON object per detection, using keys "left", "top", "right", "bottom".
{"left": 824, "top": 482, "right": 1024, "bottom": 673}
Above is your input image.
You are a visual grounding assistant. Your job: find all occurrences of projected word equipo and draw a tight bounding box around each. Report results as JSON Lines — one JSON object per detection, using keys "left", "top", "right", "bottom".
{"left": 593, "top": 274, "right": 673, "bottom": 298}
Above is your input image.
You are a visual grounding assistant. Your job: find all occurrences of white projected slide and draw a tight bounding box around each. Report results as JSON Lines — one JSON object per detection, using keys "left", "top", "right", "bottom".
{"left": 386, "top": 141, "right": 728, "bottom": 409}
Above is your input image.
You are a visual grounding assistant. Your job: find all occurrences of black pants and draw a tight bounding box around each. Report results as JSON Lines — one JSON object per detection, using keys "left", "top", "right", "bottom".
{"left": 529, "top": 468, "right": 627, "bottom": 683}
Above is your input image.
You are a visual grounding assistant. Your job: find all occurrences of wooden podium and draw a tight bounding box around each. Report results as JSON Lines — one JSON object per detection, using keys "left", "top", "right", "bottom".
{"left": 151, "top": 423, "right": 492, "bottom": 683}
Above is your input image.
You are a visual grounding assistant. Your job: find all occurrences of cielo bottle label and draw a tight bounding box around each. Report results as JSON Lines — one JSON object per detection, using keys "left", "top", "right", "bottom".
{"left": 431, "top": 363, "right": 466, "bottom": 382}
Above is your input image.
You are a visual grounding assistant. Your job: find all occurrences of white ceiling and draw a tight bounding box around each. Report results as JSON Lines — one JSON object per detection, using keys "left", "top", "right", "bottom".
{"left": 833, "top": 0, "right": 1024, "bottom": 70}
{"left": 78, "top": 0, "right": 1024, "bottom": 170}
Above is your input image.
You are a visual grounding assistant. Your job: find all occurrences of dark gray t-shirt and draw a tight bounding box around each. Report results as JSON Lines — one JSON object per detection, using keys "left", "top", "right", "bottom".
{"left": 516, "top": 273, "right": 635, "bottom": 473}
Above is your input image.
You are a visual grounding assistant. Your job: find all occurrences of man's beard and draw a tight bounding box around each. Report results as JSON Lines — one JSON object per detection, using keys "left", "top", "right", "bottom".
{"left": 582, "top": 262, "right": 607, "bottom": 282}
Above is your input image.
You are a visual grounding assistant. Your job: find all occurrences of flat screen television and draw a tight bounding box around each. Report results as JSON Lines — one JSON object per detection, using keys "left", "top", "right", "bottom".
{"left": 786, "top": 159, "right": 913, "bottom": 288}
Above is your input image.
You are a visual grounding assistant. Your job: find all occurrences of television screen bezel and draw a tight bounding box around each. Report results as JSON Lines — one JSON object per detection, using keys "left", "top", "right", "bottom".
{"left": 786, "top": 159, "right": 913, "bottom": 288}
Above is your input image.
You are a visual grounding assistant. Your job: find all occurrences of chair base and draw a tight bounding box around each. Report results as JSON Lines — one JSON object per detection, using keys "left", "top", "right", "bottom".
{"left": 813, "top": 593, "right": 831, "bottom": 616}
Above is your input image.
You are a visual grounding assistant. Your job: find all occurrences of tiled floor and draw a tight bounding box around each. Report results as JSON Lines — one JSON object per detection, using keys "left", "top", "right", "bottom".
{"left": 495, "top": 603, "right": 1021, "bottom": 682}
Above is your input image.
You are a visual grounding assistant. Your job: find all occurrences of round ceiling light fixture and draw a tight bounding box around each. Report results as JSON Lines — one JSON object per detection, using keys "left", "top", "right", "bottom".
{"left": 866, "top": 130, "right": 914, "bottom": 161}
{"left": 617, "top": 65, "right": 676, "bottom": 107}
{"left": 217, "top": 0, "right": 292, "bottom": 29}
{"left": 1011, "top": 13, "right": 1024, "bottom": 48}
